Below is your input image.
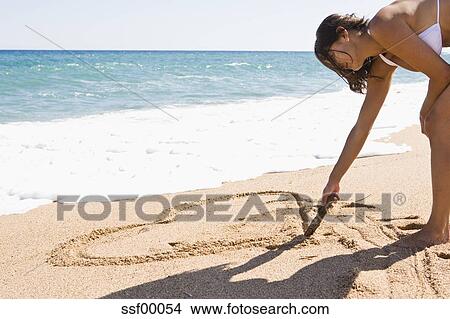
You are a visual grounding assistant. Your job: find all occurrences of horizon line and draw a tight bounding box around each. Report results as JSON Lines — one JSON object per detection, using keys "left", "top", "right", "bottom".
{"left": 0, "top": 49, "right": 315, "bottom": 53}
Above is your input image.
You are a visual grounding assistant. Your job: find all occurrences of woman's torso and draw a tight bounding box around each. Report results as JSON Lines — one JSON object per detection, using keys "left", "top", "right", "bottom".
{"left": 374, "top": 0, "right": 449, "bottom": 71}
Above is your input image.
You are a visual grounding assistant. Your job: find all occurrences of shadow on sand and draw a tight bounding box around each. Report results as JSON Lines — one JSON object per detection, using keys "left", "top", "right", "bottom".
{"left": 102, "top": 235, "right": 424, "bottom": 298}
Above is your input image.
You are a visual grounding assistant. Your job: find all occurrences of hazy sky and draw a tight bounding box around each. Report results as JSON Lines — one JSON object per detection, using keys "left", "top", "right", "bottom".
{"left": 0, "top": 0, "right": 415, "bottom": 51}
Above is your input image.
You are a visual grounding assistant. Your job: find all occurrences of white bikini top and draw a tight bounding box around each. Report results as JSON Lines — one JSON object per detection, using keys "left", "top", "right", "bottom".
{"left": 370, "top": 0, "right": 443, "bottom": 67}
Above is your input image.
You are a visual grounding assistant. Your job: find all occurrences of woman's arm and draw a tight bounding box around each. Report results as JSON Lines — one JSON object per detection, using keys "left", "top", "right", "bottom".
{"left": 420, "top": 74, "right": 450, "bottom": 127}
{"left": 329, "top": 60, "right": 396, "bottom": 183}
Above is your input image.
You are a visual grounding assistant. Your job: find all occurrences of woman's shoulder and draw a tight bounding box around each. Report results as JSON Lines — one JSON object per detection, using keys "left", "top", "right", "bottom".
{"left": 368, "top": 1, "right": 416, "bottom": 41}
{"left": 370, "top": 0, "right": 435, "bottom": 34}
{"left": 369, "top": 1, "right": 409, "bottom": 31}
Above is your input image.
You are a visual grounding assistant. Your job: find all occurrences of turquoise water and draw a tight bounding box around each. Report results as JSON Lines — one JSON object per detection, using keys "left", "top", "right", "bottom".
{"left": 0, "top": 50, "right": 443, "bottom": 123}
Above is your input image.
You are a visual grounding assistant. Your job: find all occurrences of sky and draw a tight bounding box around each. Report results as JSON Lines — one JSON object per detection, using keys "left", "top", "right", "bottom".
{"left": 1, "top": 0, "right": 446, "bottom": 51}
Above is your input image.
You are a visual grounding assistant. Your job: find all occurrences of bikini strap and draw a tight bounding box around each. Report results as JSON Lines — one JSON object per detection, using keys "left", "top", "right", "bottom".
{"left": 379, "top": 53, "right": 398, "bottom": 67}
{"left": 437, "top": 0, "right": 440, "bottom": 23}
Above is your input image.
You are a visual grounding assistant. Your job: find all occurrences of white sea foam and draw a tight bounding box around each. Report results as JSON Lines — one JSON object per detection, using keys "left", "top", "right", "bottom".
{"left": 258, "top": 64, "right": 273, "bottom": 69}
{"left": 38, "top": 92, "right": 57, "bottom": 98}
{"left": 74, "top": 92, "right": 100, "bottom": 97}
{"left": 0, "top": 81, "right": 427, "bottom": 214}
{"left": 224, "top": 62, "right": 251, "bottom": 66}
{"left": 170, "top": 74, "right": 232, "bottom": 81}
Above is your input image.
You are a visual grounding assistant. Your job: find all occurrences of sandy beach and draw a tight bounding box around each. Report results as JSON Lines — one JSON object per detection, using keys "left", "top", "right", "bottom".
{"left": 1, "top": 124, "right": 449, "bottom": 299}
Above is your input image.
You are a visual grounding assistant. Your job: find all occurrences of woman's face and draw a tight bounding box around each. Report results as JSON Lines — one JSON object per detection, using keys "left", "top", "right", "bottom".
{"left": 329, "top": 28, "right": 363, "bottom": 71}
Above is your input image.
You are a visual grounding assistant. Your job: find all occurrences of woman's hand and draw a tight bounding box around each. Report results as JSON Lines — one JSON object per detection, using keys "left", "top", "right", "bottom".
{"left": 321, "top": 180, "right": 340, "bottom": 206}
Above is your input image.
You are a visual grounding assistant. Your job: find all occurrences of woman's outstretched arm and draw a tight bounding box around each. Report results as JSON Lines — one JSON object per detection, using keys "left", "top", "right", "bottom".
{"left": 322, "top": 60, "right": 397, "bottom": 204}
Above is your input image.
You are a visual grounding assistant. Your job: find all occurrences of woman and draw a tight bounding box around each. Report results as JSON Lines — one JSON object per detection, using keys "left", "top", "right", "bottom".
{"left": 315, "top": 0, "right": 450, "bottom": 247}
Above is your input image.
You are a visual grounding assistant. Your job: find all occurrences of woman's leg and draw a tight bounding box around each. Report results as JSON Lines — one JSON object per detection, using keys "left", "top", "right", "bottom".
{"left": 410, "top": 83, "right": 450, "bottom": 245}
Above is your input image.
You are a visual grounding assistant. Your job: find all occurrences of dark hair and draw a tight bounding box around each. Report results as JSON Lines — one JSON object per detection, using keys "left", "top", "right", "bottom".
{"left": 314, "top": 13, "right": 378, "bottom": 94}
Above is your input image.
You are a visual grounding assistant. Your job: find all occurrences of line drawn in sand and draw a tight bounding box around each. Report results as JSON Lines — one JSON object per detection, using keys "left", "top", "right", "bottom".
{"left": 47, "top": 190, "right": 448, "bottom": 268}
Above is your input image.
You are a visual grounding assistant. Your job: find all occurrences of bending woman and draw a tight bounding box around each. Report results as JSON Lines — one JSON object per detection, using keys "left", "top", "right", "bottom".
{"left": 314, "top": 0, "right": 450, "bottom": 246}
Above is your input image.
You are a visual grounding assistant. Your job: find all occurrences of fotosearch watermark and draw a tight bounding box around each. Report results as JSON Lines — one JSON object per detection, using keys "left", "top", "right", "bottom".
{"left": 56, "top": 192, "right": 406, "bottom": 222}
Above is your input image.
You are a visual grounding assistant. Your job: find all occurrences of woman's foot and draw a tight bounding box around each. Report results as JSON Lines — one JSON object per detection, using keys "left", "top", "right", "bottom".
{"left": 394, "top": 224, "right": 449, "bottom": 249}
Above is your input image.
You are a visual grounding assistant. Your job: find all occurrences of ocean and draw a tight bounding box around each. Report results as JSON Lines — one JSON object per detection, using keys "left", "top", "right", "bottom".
{"left": 0, "top": 50, "right": 447, "bottom": 213}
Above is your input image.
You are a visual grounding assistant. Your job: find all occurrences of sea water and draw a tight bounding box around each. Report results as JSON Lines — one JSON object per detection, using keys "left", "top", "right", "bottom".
{"left": 0, "top": 50, "right": 447, "bottom": 213}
